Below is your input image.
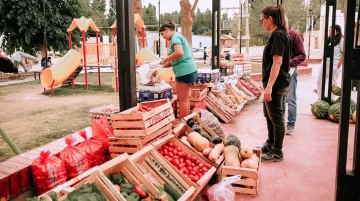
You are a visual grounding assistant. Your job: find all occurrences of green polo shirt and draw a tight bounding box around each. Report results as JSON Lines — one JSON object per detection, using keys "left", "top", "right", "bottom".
{"left": 168, "top": 33, "right": 197, "bottom": 77}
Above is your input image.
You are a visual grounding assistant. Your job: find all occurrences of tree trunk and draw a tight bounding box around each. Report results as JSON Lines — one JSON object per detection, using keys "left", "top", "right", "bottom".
{"left": 40, "top": 45, "right": 47, "bottom": 58}
{"left": 134, "top": 0, "right": 146, "bottom": 48}
{"left": 180, "top": 0, "right": 199, "bottom": 48}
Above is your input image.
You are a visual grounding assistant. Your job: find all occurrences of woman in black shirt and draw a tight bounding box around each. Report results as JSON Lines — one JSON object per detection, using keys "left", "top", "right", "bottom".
{"left": 259, "top": 5, "right": 291, "bottom": 162}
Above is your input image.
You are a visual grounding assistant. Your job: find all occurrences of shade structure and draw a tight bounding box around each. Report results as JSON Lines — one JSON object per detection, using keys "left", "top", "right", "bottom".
{"left": 111, "top": 13, "right": 146, "bottom": 29}
{"left": 67, "top": 16, "right": 100, "bottom": 32}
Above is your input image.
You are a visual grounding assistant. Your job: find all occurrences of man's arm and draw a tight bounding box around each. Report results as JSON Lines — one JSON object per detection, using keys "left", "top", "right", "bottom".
{"left": 290, "top": 33, "right": 306, "bottom": 67}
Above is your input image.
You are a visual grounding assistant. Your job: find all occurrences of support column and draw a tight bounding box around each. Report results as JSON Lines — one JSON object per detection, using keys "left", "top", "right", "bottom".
{"left": 212, "top": 0, "right": 221, "bottom": 70}
{"left": 116, "top": 0, "right": 136, "bottom": 111}
{"left": 82, "top": 31, "right": 88, "bottom": 89}
{"left": 96, "top": 31, "right": 101, "bottom": 86}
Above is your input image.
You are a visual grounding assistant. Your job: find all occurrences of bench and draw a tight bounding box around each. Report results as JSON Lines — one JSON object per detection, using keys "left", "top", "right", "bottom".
{"left": 33, "top": 71, "right": 41, "bottom": 80}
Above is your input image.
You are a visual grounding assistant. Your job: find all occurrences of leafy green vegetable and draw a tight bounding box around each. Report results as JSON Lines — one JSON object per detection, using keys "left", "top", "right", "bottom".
{"left": 64, "top": 183, "right": 107, "bottom": 201}
{"left": 110, "top": 173, "right": 125, "bottom": 185}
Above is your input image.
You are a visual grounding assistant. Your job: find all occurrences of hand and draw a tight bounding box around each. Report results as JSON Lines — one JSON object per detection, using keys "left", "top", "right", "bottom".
{"left": 160, "top": 58, "right": 167, "bottom": 65}
{"left": 264, "top": 86, "right": 272, "bottom": 102}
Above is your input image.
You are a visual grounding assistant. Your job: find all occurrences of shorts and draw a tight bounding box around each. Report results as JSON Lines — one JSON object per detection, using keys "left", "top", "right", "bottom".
{"left": 175, "top": 71, "right": 197, "bottom": 86}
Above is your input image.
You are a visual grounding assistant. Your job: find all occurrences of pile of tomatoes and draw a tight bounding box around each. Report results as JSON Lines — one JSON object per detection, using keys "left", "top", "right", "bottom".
{"left": 158, "top": 142, "right": 212, "bottom": 182}
{"left": 130, "top": 105, "right": 153, "bottom": 113}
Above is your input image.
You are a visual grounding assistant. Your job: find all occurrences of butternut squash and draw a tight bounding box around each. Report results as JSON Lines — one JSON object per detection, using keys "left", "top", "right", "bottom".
{"left": 223, "top": 145, "right": 241, "bottom": 167}
{"left": 187, "top": 132, "right": 209, "bottom": 152}
{"left": 180, "top": 136, "right": 191, "bottom": 147}
{"left": 250, "top": 154, "right": 259, "bottom": 163}
{"left": 241, "top": 159, "right": 259, "bottom": 169}
{"left": 208, "top": 143, "right": 224, "bottom": 162}
{"left": 202, "top": 147, "right": 213, "bottom": 156}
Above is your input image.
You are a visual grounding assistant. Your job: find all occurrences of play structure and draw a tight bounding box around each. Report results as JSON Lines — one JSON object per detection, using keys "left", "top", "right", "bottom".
{"left": 41, "top": 14, "right": 150, "bottom": 94}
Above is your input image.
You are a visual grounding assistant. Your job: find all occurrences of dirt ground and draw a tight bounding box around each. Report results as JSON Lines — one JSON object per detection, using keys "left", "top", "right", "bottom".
{"left": 0, "top": 73, "right": 119, "bottom": 161}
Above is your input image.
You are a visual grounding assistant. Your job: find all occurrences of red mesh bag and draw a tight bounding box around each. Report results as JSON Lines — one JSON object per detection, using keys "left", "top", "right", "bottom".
{"left": 77, "top": 129, "right": 106, "bottom": 168}
{"left": 31, "top": 150, "right": 67, "bottom": 195}
{"left": 92, "top": 119, "right": 109, "bottom": 148}
{"left": 59, "top": 136, "right": 90, "bottom": 180}
{"left": 99, "top": 116, "right": 114, "bottom": 136}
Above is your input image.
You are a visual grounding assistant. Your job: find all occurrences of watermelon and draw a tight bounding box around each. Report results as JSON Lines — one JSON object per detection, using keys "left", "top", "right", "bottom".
{"left": 332, "top": 84, "right": 341, "bottom": 96}
{"left": 328, "top": 103, "right": 341, "bottom": 122}
{"left": 333, "top": 98, "right": 356, "bottom": 115}
{"left": 311, "top": 101, "right": 330, "bottom": 119}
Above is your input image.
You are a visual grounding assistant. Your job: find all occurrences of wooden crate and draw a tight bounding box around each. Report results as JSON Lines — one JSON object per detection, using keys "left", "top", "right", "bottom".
{"left": 98, "top": 153, "right": 159, "bottom": 200}
{"left": 90, "top": 104, "right": 120, "bottom": 124}
{"left": 220, "top": 149, "right": 261, "bottom": 195}
{"left": 129, "top": 144, "right": 196, "bottom": 201}
{"left": 111, "top": 99, "right": 175, "bottom": 137}
{"left": 109, "top": 123, "right": 172, "bottom": 158}
{"left": 189, "top": 85, "right": 207, "bottom": 102}
{"left": 172, "top": 122, "right": 224, "bottom": 168}
{"left": 43, "top": 167, "right": 118, "bottom": 201}
{"left": 152, "top": 135, "right": 217, "bottom": 198}
{"left": 205, "top": 92, "right": 237, "bottom": 123}
{"left": 181, "top": 112, "right": 218, "bottom": 137}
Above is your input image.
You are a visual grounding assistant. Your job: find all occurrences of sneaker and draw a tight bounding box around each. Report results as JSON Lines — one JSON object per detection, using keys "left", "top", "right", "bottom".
{"left": 258, "top": 140, "right": 273, "bottom": 154}
{"left": 261, "top": 148, "right": 284, "bottom": 162}
{"left": 285, "top": 125, "right": 294, "bottom": 135}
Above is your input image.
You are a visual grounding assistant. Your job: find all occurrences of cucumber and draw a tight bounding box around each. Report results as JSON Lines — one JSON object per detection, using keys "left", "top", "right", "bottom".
{"left": 121, "top": 184, "right": 134, "bottom": 193}
{"left": 156, "top": 186, "right": 174, "bottom": 201}
{"left": 164, "top": 184, "right": 181, "bottom": 200}
{"left": 120, "top": 191, "right": 128, "bottom": 197}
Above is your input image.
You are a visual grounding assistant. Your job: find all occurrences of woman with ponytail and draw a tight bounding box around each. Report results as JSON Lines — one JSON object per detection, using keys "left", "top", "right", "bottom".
{"left": 159, "top": 20, "right": 197, "bottom": 118}
{"left": 259, "top": 5, "right": 291, "bottom": 162}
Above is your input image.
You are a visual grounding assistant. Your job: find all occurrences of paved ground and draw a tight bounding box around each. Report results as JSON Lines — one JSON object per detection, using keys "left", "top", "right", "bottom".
{"left": 221, "top": 64, "right": 356, "bottom": 201}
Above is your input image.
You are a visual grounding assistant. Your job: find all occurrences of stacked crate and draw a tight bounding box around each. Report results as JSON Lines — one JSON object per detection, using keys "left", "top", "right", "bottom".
{"left": 109, "top": 99, "right": 175, "bottom": 158}
{"left": 232, "top": 54, "right": 251, "bottom": 75}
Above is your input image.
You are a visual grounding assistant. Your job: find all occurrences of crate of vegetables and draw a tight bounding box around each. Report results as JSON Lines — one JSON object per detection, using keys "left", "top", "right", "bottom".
{"left": 220, "top": 147, "right": 261, "bottom": 195}
{"left": 43, "top": 167, "right": 119, "bottom": 201}
{"left": 108, "top": 123, "right": 172, "bottom": 158}
{"left": 111, "top": 99, "right": 175, "bottom": 137}
{"left": 129, "top": 144, "right": 197, "bottom": 201}
{"left": 189, "top": 85, "right": 208, "bottom": 102}
{"left": 98, "top": 153, "right": 170, "bottom": 201}
{"left": 151, "top": 135, "right": 217, "bottom": 198}
{"left": 237, "top": 77, "right": 262, "bottom": 97}
{"left": 172, "top": 122, "right": 224, "bottom": 168}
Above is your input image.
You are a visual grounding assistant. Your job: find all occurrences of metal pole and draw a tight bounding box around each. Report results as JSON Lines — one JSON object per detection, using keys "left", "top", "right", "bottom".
{"left": 158, "top": 0, "right": 161, "bottom": 57}
{"left": 0, "top": 126, "right": 21, "bottom": 155}
{"left": 43, "top": 0, "right": 47, "bottom": 68}
{"left": 308, "top": 14, "right": 312, "bottom": 59}
{"left": 240, "top": 3, "right": 242, "bottom": 54}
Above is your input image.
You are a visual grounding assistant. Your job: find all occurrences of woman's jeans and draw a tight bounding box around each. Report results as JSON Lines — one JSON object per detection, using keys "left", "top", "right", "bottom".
{"left": 264, "top": 87, "right": 288, "bottom": 150}
{"left": 282, "top": 69, "right": 298, "bottom": 127}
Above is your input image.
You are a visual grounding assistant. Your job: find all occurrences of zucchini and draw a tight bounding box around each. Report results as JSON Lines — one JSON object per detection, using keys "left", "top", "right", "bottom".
{"left": 121, "top": 183, "right": 134, "bottom": 193}
{"left": 164, "top": 184, "right": 181, "bottom": 200}
{"left": 121, "top": 191, "right": 128, "bottom": 197}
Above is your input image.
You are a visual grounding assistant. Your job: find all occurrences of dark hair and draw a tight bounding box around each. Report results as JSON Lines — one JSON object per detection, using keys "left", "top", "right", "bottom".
{"left": 47, "top": 57, "right": 51, "bottom": 59}
{"left": 328, "top": 25, "right": 343, "bottom": 46}
{"left": 41, "top": 57, "right": 46, "bottom": 62}
{"left": 159, "top": 20, "right": 176, "bottom": 32}
{"left": 261, "top": 5, "right": 288, "bottom": 33}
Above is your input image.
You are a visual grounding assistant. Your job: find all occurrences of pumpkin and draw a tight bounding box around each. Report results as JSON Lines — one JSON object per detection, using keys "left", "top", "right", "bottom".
{"left": 311, "top": 100, "right": 330, "bottom": 119}
{"left": 223, "top": 134, "right": 241, "bottom": 149}
{"left": 240, "top": 158, "right": 258, "bottom": 169}
{"left": 332, "top": 84, "right": 341, "bottom": 96}
{"left": 352, "top": 110, "right": 357, "bottom": 122}
{"left": 224, "top": 145, "right": 241, "bottom": 167}
{"left": 240, "top": 148, "right": 253, "bottom": 159}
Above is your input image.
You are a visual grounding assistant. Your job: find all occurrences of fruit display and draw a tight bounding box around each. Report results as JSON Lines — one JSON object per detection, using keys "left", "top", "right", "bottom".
{"left": 158, "top": 141, "right": 212, "bottom": 183}
{"left": 224, "top": 145, "right": 260, "bottom": 170}
{"left": 332, "top": 84, "right": 341, "bottom": 96}
{"left": 238, "top": 79, "right": 261, "bottom": 97}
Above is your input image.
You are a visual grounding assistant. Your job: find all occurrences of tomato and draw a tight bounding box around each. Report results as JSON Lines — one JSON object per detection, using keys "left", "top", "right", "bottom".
{"left": 191, "top": 156, "right": 197, "bottom": 162}
{"left": 186, "top": 154, "right": 192, "bottom": 160}
{"left": 159, "top": 151, "right": 164, "bottom": 155}
{"left": 168, "top": 147, "right": 174, "bottom": 152}
{"left": 181, "top": 168, "right": 187, "bottom": 174}
{"left": 168, "top": 142, "right": 175, "bottom": 148}
{"left": 184, "top": 169, "right": 189, "bottom": 174}
{"left": 202, "top": 167, "right": 208, "bottom": 172}
{"left": 199, "top": 168, "right": 204, "bottom": 173}
{"left": 205, "top": 164, "right": 212, "bottom": 169}
{"left": 180, "top": 158, "right": 184, "bottom": 163}
{"left": 191, "top": 163, "right": 195, "bottom": 167}
{"left": 193, "top": 167, "right": 199, "bottom": 172}
{"left": 190, "top": 171, "right": 197, "bottom": 175}
{"left": 187, "top": 166, "right": 193, "bottom": 171}
{"left": 199, "top": 173, "right": 204, "bottom": 177}
{"left": 179, "top": 163, "right": 186, "bottom": 169}
{"left": 195, "top": 159, "right": 201, "bottom": 165}
{"left": 177, "top": 147, "right": 182, "bottom": 152}
{"left": 193, "top": 175, "right": 199, "bottom": 181}
{"left": 173, "top": 149, "right": 178, "bottom": 155}
{"left": 168, "top": 152, "right": 174, "bottom": 157}
{"left": 198, "top": 163, "right": 204, "bottom": 168}
{"left": 173, "top": 155, "right": 179, "bottom": 159}
{"left": 191, "top": 177, "right": 197, "bottom": 182}
{"left": 185, "top": 160, "right": 192, "bottom": 166}
{"left": 163, "top": 149, "right": 168, "bottom": 155}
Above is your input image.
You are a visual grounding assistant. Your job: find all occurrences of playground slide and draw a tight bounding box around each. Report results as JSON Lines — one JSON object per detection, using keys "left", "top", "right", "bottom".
{"left": 136, "top": 48, "right": 175, "bottom": 83}
{"left": 41, "top": 49, "right": 82, "bottom": 88}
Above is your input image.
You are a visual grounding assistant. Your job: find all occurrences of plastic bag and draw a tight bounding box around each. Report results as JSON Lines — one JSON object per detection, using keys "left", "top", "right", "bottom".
{"left": 31, "top": 150, "right": 67, "bottom": 195}
{"left": 207, "top": 175, "right": 241, "bottom": 201}
{"left": 77, "top": 130, "right": 106, "bottom": 168}
{"left": 99, "top": 116, "right": 114, "bottom": 137}
{"left": 200, "top": 109, "right": 225, "bottom": 137}
{"left": 59, "top": 136, "right": 90, "bottom": 180}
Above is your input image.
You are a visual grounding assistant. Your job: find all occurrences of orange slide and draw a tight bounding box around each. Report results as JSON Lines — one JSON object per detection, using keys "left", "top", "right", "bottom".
{"left": 41, "top": 49, "right": 82, "bottom": 88}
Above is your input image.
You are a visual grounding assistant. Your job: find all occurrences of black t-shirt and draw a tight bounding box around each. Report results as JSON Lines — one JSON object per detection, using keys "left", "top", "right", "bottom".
{"left": 262, "top": 29, "right": 291, "bottom": 89}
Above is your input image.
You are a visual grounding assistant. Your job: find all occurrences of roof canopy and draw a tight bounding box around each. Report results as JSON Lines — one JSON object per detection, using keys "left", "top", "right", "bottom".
{"left": 111, "top": 13, "right": 146, "bottom": 29}
{"left": 67, "top": 16, "right": 100, "bottom": 32}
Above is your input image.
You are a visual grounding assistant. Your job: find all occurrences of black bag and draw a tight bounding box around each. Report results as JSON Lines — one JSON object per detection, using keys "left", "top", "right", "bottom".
{"left": 0, "top": 57, "right": 18, "bottom": 73}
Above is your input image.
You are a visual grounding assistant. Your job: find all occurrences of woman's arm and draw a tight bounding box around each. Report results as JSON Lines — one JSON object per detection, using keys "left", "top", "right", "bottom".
{"left": 160, "top": 44, "right": 184, "bottom": 64}
{"left": 163, "top": 61, "right": 172, "bottom": 68}
{"left": 264, "top": 55, "right": 282, "bottom": 102}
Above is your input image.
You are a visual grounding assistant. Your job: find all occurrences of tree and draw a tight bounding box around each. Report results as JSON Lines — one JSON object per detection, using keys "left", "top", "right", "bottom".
{"left": 161, "top": 11, "right": 180, "bottom": 25}
{"left": 90, "top": 0, "right": 107, "bottom": 27}
{"left": 143, "top": 3, "right": 158, "bottom": 31}
{"left": 107, "top": 0, "right": 116, "bottom": 27}
{"left": 0, "top": 0, "right": 83, "bottom": 56}
{"left": 180, "top": 0, "right": 200, "bottom": 47}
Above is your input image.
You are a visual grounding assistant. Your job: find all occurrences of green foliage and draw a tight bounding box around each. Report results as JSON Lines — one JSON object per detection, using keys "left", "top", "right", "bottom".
{"left": 161, "top": 11, "right": 180, "bottom": 25}
{"left": 0, "top": 0, "right": 83, "bottom": 55}
{"left": 143, "top": 3, "right": 158, "bottom": 31}
{"left": 193, "top": 8, "right": 212, "bottom": 35}
{"left": 107, "top": 0, "right": 116, "bottom": 27}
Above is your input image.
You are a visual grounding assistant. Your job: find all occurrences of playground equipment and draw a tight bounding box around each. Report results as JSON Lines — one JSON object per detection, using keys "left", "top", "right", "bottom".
{"left": 40, "top": 49, "right": 82, "bottom": 92}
